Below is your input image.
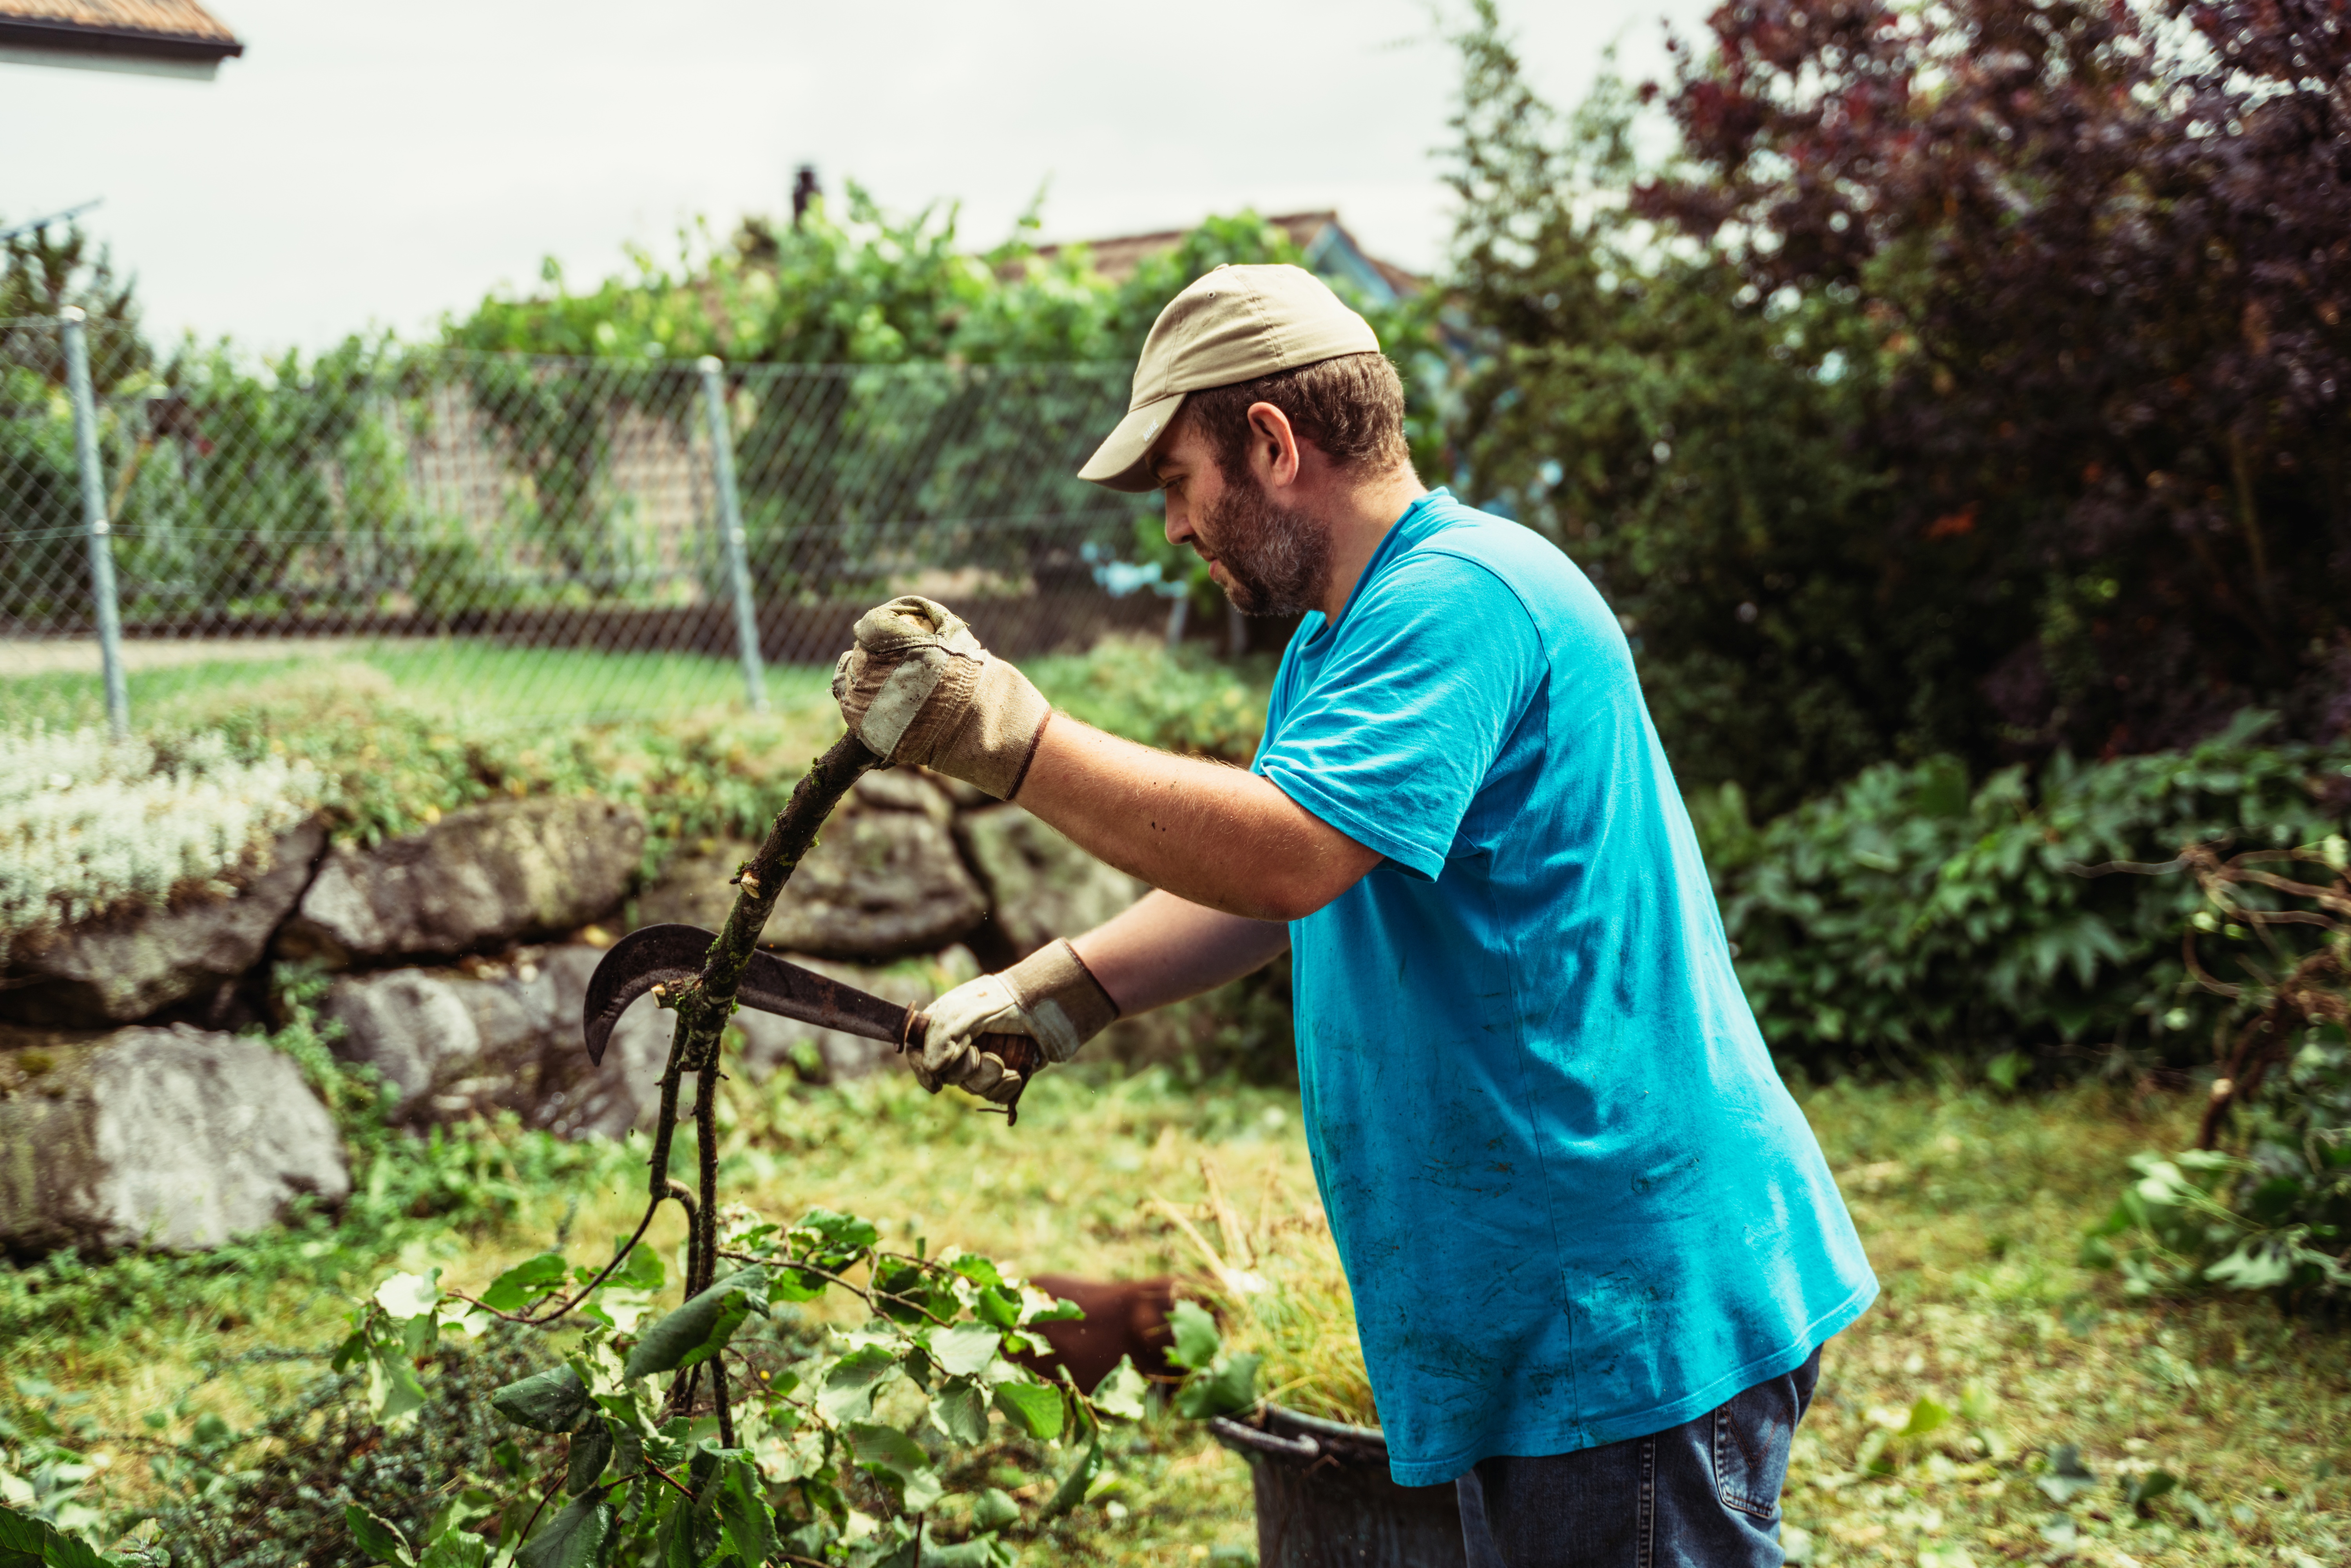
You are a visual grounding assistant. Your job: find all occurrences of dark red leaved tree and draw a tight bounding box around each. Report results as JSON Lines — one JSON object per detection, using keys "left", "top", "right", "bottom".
{"left": 1640, "top": 0, "right": 2351, "bottom": 755}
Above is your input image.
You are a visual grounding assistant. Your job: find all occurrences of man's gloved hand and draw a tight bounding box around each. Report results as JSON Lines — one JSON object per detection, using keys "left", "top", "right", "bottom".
{"left": 914, "top": 939, "right": 1119, "bottom": 1103}
{"left": 832, "top": 596, "right": 1052, "bottom": 800}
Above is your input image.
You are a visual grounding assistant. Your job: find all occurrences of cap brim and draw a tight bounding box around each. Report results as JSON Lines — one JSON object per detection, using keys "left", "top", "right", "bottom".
{"left": 1077, "top": 391, "right": 1186, "bottom": 493}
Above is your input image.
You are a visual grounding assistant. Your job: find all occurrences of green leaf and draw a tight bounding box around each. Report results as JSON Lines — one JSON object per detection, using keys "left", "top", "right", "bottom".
{"left": 971, "top": 1487, "right": 1021, "bottom": 1530}
{"left": 417, "top": 1535, "right": 489, "bottom": 1568}
{"left": 873, "top": 1256, "right": 945, "bottom": 1324}
{"left": 608, "top": 1242, "right": 665, "bottom": 1292}
{"left": 848, "top": 1424, "right": 943, "bottom": 1510}
{"left": 1167, "top": 1300, "right": 1220, "bottom": 1371}
{"left": 491, "top": 1365, "right": 594, "bottom": 1434}
{"left": 565, "top": 1421, "right": 613, "bottom": 1496}
{"left": 1174, "top": 1353, "right": 1261, "bottom": 1421}
{"left": 621, "top": 1266, "right": 767, "bottom": 1380}
{"left": 993, "top": 1381, "right": 1066, "bottom": 1442}
{"left": 931, "top": 1376, "right": 989, "bottom": 1445}
{"left": 514, "top": 1493, "right": 613, "bottom": 1568}
{"left": 481, "top": 1253, "right": 570, "bottom": 1313}
{"left": 930, "top": 1322, "right": 1002, "bottom": 1379}
{"left": 906, "top": 1536, "right": 1013, "bottom": 1568}
{"left": 368, "top": 1352, "right": 430, "bottom": 1431}
{"left": 2125, "top": 1468, "right": 2179, "bottom": 1513}
{"left": 1042, "top": 1434, "right": 1102, "bottom": 1520}
{"left": 1092, "top": 1356, "right": 1149, "bottom": 1421}
{"left": 2038, "top": 1444, "right": 2099, "bottom": 1505}
{"left": 0, "top": 1507, "right": 116, "bottom": 1568}
{"left": 944, "top": 1252, "right": 1003, "bottom": 1289}
{"left": 2204, "top": 1242, "right": 2294, "bottom": 1291}
{"left": 796, "top": 1208, "right": 878, "bottom": 1261}
{"left": 713, "top": 1453, "right": 774, "bottom": 1564}
{"left": 768, "top": 1265, "right": 830, "bottom": 1304}
{"left": 345, "top": 1505, "right": 416, "bottom": 1566}
{"left": 972, "top": 1283, "right": 1022, "bottom": 1330}
{"left": 374, "top": 1270, "right": 442, "bottom": 1321}
{"left": 820, "top": 1345, "right": 899, "bottom": 1423}
{"left": 874, "top": 1528, "right": 1013, "bottom": 1568}
{"left": 847, "top": 1421, "right": 931, "bottom": 1476}
{"left": 1897, "top": 1396, "right": 1950, "bottom": 1438}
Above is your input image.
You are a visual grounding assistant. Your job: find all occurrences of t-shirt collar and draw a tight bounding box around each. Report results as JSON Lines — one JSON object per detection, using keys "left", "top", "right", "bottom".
{"left": 1320, "top": 487, "right": 1454, "bottom": 637}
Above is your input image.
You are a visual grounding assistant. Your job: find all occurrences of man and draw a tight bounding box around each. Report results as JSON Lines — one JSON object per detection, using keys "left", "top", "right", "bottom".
{"left": 830, "top": 264, "right": 1875, "bottom": 1565}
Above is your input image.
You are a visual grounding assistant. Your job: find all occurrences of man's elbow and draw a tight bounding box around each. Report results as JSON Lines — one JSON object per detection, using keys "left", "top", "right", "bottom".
{"left": 1247, "top": 856, "right": 1373, "bottom": 922}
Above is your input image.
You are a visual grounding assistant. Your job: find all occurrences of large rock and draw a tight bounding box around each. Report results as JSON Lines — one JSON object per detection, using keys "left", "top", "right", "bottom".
{"left": 325, "top": 944, "right": 609, "bottom": 1131}
{"left": 0, "top": 821, "right": 327, "bottom": 1028}
{"left": 320, "top": 938, "right": 963, "bottom": 1138}
{"left": 0, "top": 1024, "right": 349, "bottom": 1255}
{"left": 956, "top": 806, "right": 1145, "bottom": 958}
{"left": 321, "top": 943, "right": 695, "bottom": 1139}
{"left": 637, "top": 771, "right": 985, "bottom": 960}
{"left": 279, "top": 796, "right": 644, "bottom": 965}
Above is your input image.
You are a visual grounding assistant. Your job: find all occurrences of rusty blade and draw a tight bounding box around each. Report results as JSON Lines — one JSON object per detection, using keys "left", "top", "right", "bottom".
{"left": 582, "top": 922, "right": 914, "bottom": 1066}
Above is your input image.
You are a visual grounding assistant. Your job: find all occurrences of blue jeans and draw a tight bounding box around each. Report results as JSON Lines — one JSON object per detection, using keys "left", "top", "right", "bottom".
{"left": 1456, "top": 1347, "right": 1822, "bottom": 1567}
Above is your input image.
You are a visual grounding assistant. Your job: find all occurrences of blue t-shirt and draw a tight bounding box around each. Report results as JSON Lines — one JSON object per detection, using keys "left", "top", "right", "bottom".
{"left": 1252, "top": 489, "right": 1875, "bottom": 1486}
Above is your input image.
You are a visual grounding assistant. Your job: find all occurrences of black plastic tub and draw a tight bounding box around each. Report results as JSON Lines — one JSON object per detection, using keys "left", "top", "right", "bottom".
{"left": 1208, "top": 1406, "right": 1465, "bottom": 1568}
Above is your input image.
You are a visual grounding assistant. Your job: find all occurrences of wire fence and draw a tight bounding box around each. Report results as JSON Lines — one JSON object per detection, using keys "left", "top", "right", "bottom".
{"left": 0, "top": 315, "right": 1183, "bottom": 729}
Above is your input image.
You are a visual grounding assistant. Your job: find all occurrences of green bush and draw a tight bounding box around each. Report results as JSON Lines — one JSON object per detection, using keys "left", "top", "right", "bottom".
{"left": 1701, "top": 714, "right": 2351, "bottom": 1076}
{"left": 2077, "top": 832, "right": 2351, "bottom": 1310}
{"left": 1030, "top": 636, "right": 1275, "bottom": 765}
{"left": 2083, "top": 1024, "right": 2351, "bottom": 1311}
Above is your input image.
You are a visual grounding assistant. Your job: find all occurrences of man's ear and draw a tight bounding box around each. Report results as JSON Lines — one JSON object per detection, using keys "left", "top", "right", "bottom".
{"left": 1245, "top": 401, "right": 1302, "bottom": 489}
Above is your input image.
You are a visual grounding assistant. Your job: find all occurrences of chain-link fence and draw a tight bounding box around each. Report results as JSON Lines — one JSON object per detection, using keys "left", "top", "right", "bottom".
{"left": 2, "top": 315, "right": 1180, "bottom": 729}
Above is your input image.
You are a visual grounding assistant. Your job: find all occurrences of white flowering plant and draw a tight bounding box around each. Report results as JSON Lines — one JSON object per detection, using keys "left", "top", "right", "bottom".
{"left": 0, "top": 726, "right": 325, "bottom": 949}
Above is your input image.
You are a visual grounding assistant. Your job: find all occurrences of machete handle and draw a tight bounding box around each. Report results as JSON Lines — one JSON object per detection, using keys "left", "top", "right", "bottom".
{"left": 904, "top": 1016, "right": 1045, "bottom": 1126}
{"left": 974, "top": 1032, "right": 1041, "bottom": 1127}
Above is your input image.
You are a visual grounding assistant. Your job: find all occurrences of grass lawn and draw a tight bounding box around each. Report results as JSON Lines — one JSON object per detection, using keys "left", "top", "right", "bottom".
{"left": 7, "top": 1064, "right": 2344, "bottom": 1566}
{"left": 0, "top": 634, "right": 1271, "bottom": 752}
{"left": 0, "top": 641, "right": 830, "bottom": 731}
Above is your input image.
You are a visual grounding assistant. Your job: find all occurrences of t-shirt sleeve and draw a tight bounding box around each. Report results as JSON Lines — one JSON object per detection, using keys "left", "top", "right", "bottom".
{"left": 1250, "top": 550, "right": 1544, "bottom": 880}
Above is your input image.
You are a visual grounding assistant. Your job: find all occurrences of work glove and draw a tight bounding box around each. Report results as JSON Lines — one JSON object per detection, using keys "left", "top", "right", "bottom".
{"left": 832, "top": 596, "right": 1052, "bottom": 800}
{"left": 915, "top": 939, "right": 1119, "bottom": 1103}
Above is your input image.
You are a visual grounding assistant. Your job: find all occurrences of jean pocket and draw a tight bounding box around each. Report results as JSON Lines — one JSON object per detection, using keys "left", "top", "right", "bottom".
{"left": 1713, "top": 1370, "right": 1800, "bottom": 1521}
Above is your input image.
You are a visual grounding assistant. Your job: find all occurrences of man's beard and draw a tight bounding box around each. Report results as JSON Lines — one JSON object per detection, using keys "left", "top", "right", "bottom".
{"left": 1194, "top": 474, "right": 1331, "bottom": 617}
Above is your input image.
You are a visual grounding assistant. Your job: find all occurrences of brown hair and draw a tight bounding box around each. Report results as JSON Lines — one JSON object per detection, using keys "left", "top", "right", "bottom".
{"left": 1178, "top": 350, "right": 1409, "bottom": 485}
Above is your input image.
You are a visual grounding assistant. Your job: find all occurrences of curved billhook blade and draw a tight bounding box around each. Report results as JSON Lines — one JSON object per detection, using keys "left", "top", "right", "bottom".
{"left": 583, "top": 923, "right": 919, "bottom": 1066}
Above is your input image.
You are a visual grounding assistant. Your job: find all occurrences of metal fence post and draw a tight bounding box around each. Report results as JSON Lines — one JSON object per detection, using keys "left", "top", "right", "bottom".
{"left": 62, "top": 307, "right": 130, "bottom": 737}
{"left": 698, "top": 354, "right": 768, "bottom": 713}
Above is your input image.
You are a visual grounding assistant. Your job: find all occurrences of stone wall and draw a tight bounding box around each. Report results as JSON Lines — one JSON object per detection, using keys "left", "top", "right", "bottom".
{"left": 0, "top": 767, "right": 1144, "bottom": 1256}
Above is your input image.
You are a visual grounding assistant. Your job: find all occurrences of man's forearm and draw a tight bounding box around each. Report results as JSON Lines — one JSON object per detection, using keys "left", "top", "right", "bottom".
{"left": 1069, "top": 889, "right": 1291, "bottom": 1017}
{"left": 1015, "top": 715, "right": 1380, "bottom": 920}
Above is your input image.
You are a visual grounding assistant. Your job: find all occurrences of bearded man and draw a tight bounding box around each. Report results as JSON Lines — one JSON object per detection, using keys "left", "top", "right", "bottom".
{"left": 830, "top": 264, "right": 1875, "bottom": 1566}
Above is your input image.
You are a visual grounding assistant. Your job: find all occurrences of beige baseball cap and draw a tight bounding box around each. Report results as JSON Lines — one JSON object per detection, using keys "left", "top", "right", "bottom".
{"left": 1076, "top": 263, "right": 1381, "bottom": 492}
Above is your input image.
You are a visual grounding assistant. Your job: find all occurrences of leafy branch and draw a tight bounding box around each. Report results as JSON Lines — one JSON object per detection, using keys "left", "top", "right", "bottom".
{"left": 328, "top": 735, "right": 1150, "bottom": 1566}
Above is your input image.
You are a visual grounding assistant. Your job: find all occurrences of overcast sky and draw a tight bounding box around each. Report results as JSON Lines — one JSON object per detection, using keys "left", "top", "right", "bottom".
{"left": 3, "top": 0, "right": 1707, "bottom": 355}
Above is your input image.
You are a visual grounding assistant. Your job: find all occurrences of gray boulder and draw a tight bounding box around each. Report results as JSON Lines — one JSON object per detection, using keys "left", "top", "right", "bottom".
{"left": 319, "top": 937, "right": 963, "bottom": 1139}
{"left": 322, "top": 943, "right": 680, "bottom": 1140}
{"left": 0, "top": 820, "right": 326, "bottom": 1027}
{"left": 280, "top": 797, "right": 644, "bottom": 966}
{"left": 638, "top": 771, "right": 984, "bottom": 960}
{"left": 0, "top": 1023, "right": 349, "bottom": 1255}
{"left": 956, "top": 806, "right": 1145, "bottom": 958}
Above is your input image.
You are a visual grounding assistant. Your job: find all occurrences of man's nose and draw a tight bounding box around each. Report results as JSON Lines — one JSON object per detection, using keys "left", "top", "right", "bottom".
{"left": 1163, "top": 500, "right": 1192, "bottom": 546}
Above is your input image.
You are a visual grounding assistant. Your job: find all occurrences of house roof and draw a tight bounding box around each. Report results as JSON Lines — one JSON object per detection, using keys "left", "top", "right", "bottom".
{"left": 1034, "top": 211, "right": 1426, "bottom": 308}
{"left": 0, "top": 0, "right": 244, "bottom": 75}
